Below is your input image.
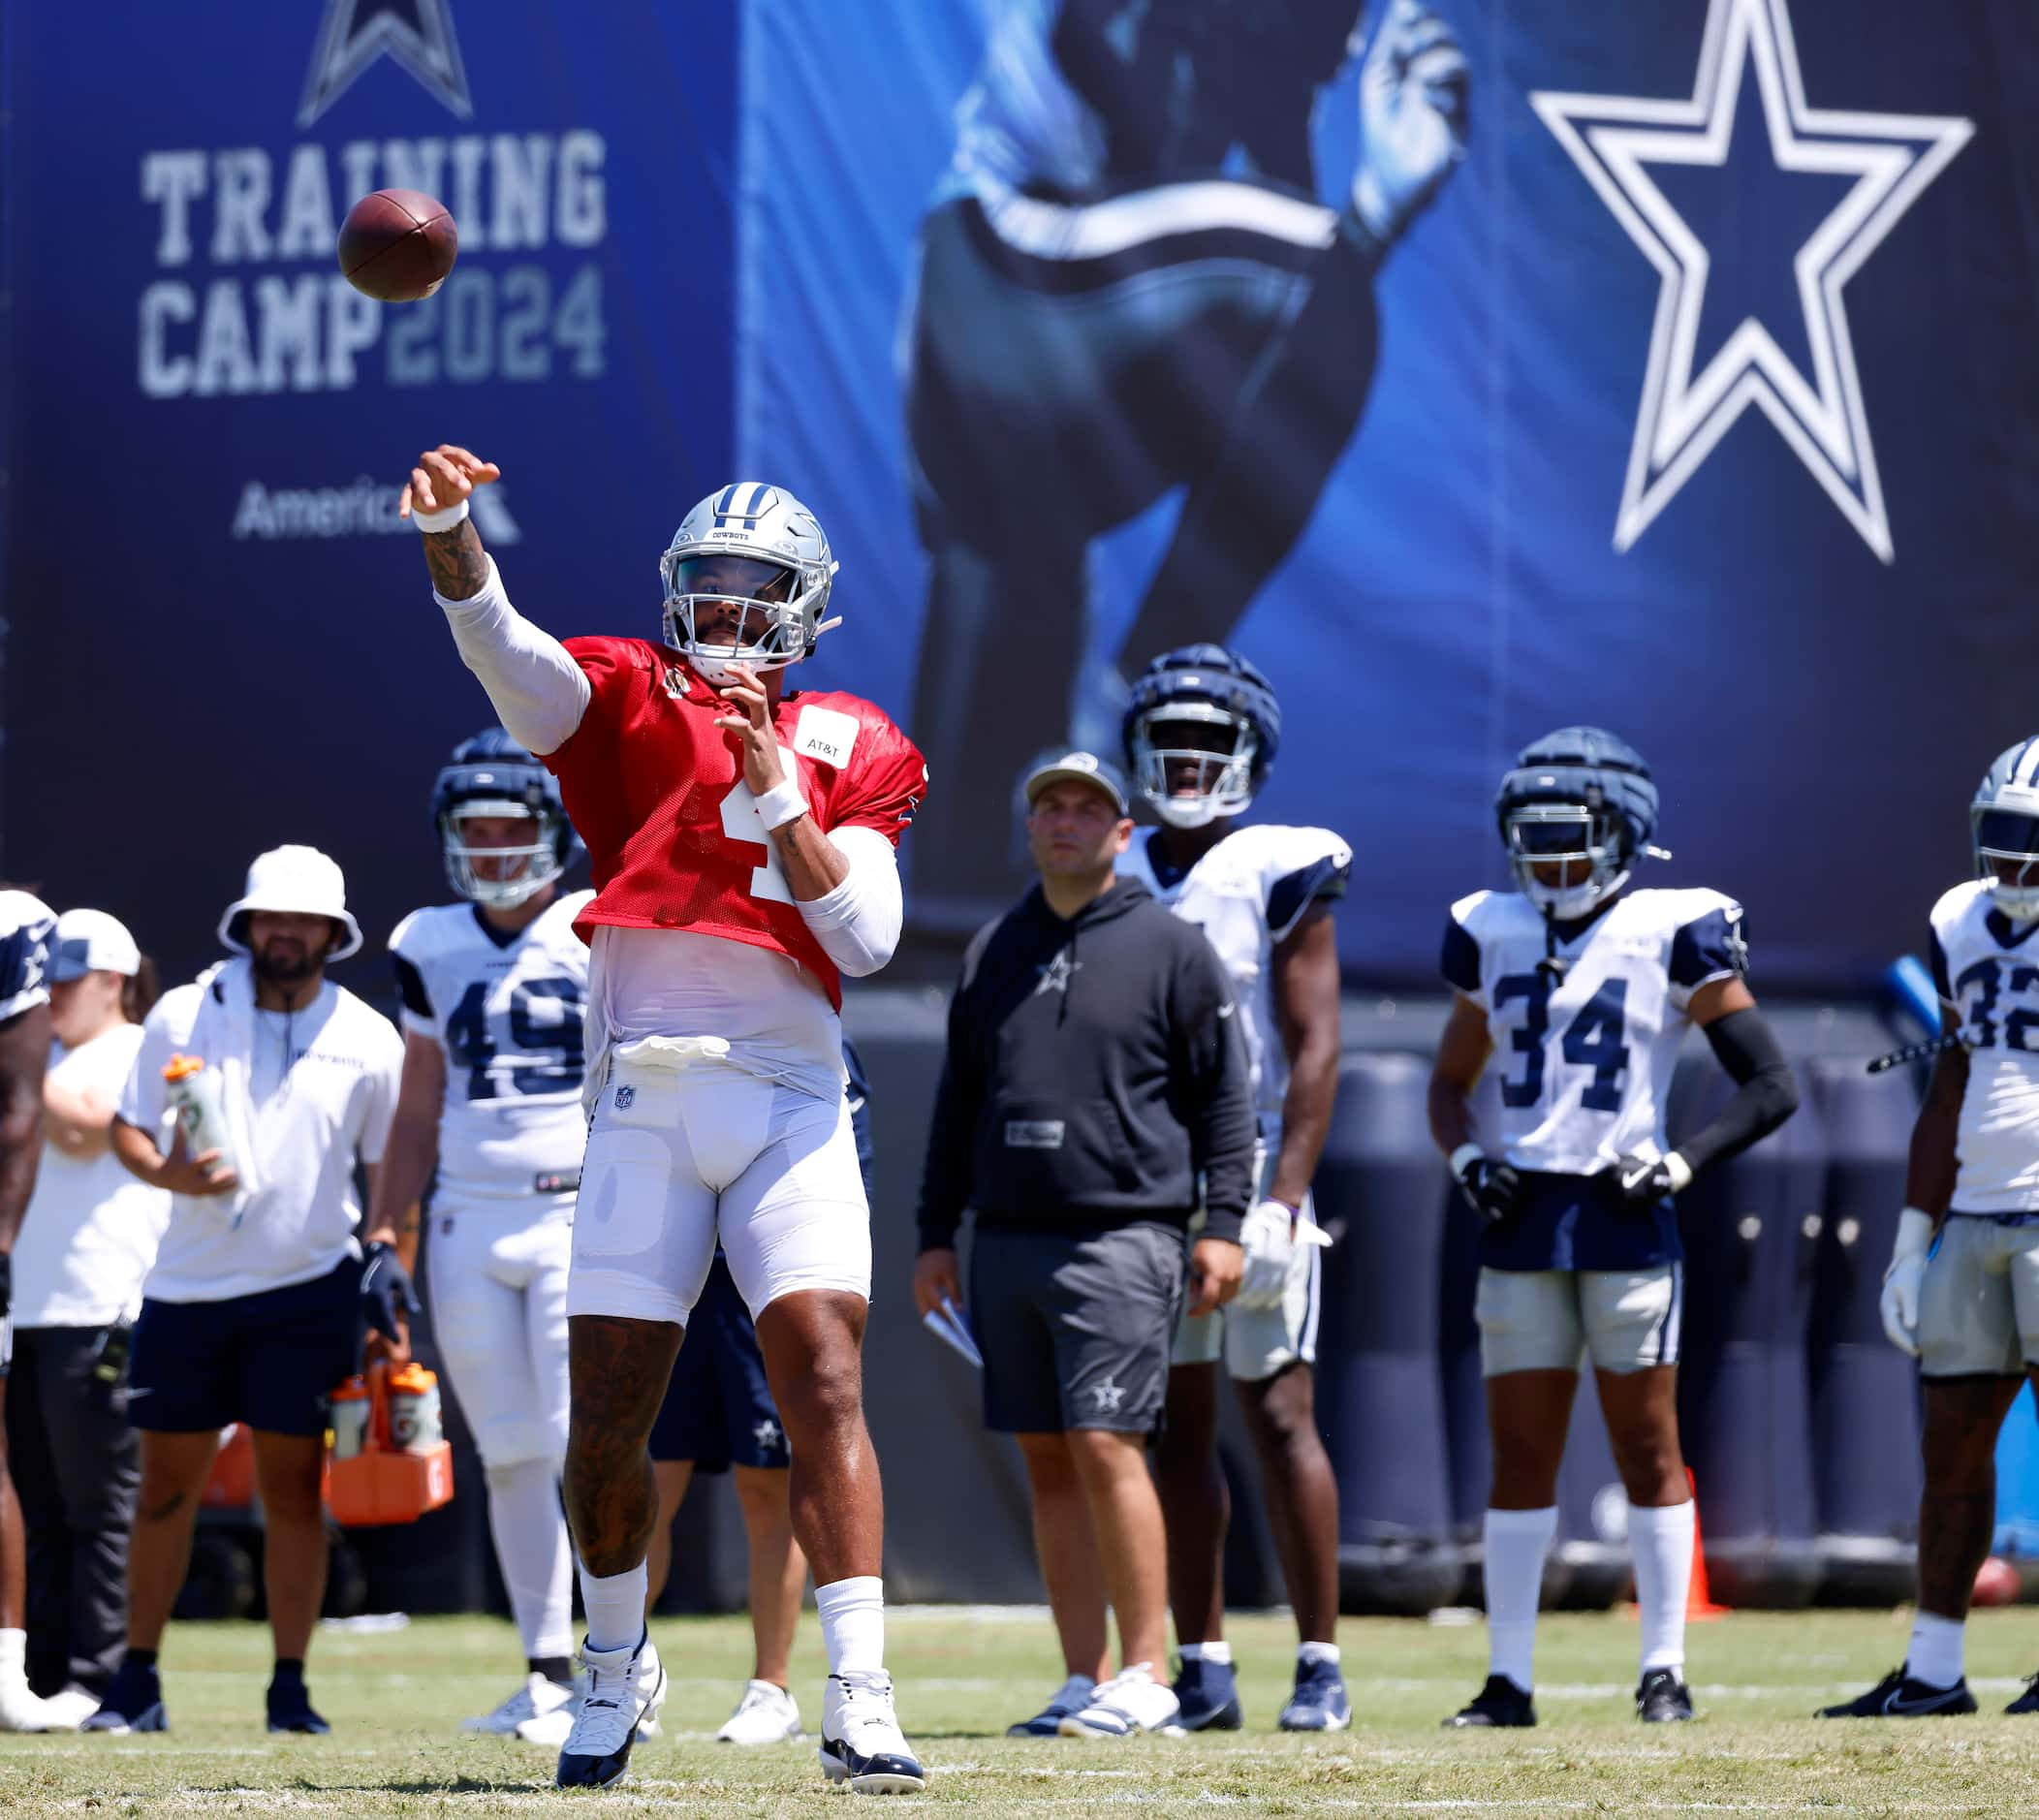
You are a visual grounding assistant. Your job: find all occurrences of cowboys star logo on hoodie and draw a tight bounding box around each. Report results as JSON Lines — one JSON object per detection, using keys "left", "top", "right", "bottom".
{"left": 1034, "top": 952, "right": 1081, "bottom": 997}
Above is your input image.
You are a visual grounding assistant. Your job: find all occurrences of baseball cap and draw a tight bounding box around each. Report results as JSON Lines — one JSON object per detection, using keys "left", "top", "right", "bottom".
{"left": 1022, "top": 748, "right": 1131, "bottom": 815}
{"left": 48, "top": 908, "right": 142, "bottom": 981}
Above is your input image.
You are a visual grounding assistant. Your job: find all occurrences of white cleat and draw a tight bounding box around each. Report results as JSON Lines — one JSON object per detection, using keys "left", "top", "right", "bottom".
{"left": 459, "top": 1672, "right": 576, "bottom": 1736}
{"left": 818, "top": 1670, "right": 925, "bottom": 1794}
{"left": 1058, "top": 1664, "right": 1183, "bottom": 1739}
{"left": 0, "top": 1679, "right": 58, "bottom": 1734}
{"left": 552, "top": 1635, "right": 664, "bottom": 1790}
{"left": 717, "top": 1678, "right": 803, "bottom": 1744}
{"left": 35, "top": 1687, "right": 102, "bottom": 1733}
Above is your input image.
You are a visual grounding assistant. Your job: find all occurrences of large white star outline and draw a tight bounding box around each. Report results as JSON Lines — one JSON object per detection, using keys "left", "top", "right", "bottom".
{"left": 1530, "top": 0, "right": 1971, "bottom": 563}
{"left": 298, "top": 0, "right": 474, "bottom": 129}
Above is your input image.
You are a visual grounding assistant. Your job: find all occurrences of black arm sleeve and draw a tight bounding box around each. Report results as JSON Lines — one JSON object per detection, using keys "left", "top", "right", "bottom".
{"left": 1678, "top": 1007, "right": 1801, "bottom": 1177}
{"left": 1174, "top": 939, "right": 1258, "bottom": 1244}
{"left": 915, "top": 949, "right": 988, "bottom": 1252}
{"left": 392, "top": 955, "right": 433, "bottom": 1021}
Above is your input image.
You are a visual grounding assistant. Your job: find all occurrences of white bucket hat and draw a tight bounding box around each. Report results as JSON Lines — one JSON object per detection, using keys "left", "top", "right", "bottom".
{"left": 217, "top": 844, "right": 362, "bottom": 960}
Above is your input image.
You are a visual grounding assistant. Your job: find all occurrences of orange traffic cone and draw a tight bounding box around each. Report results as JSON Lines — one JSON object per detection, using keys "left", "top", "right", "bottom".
{"left": 1684, "top": 1467, "right": 1729, "bottom": 1620}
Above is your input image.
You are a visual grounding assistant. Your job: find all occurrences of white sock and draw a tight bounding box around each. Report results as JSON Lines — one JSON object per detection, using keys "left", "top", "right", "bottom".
{"left": 1629, "top": 1500, "right": 1695, "bottom": 1675}
{"left": 487, "top": 1459, "right": 575, "bottom": 1663}
{"left": 1908, "top": 1612, "right": 1966, "bottom": 1690}
{"left": 1484, "top": 1507, "right": 1556, "bottom": 1693}
{"left": 0, "top": 1629, "right": 24, "bottom": 1689}
{"left": 816, "top": 1576, "right": 886, "bottom": 1678}
{"left": 1298, "top": 1642, "right": 1341, "bottom": 1668}
{"left": 577, "top": 1560, "right": 648, "bottom": 1656}
{"left": 1178, "top": 1642, "right": 1233, "bottom": 1666}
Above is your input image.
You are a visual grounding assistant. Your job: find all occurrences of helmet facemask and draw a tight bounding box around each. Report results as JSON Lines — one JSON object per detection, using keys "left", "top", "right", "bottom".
{"left": 661, "top": 552, "right": 823, "bottom": 684}
{"left": 1504, "top": 802, "right": 1631, "bottom": 920}
{"left": 1132, "top": 703, "right": 1261, "bottom": 829}
{"left": 1975, "top": 806, "right": 2039, "bottom": 923}
{"left": 441, "top": 800, "right": 566, "bottom": 910}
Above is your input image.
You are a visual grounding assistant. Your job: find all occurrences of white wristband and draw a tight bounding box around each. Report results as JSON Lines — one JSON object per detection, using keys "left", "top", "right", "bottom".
{"left": 754, "top": 777, "right": 809, "bottom": 832}
{"left": 1891, "top": 1207, "right": 1935, "bottom": 1263}
{"left": 411, "top": 497, "right": 471, "bottom": 534}
{"left": 1663, "top": 1150, "right": 1694, "bottom": 1193}
{"left": 1449, "top": 1142, "right": 1486, "bottom": 1182}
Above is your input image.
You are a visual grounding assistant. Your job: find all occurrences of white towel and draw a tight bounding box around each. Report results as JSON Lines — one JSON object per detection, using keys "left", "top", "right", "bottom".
{"left": 186, "top": 958, "right": 267, "bottom": 1224}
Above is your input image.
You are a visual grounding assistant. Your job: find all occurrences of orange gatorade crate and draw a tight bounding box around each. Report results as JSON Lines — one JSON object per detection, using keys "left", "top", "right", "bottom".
{"left": 327, "top": 1362, "right": 455, "bottom": 1527}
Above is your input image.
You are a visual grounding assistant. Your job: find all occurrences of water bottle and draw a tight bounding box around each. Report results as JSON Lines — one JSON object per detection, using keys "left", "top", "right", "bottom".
{"left": 329, "top": 1375, "right": 371, "bottom": 1460}
{"left": 162, "top": 1055, "right": 235, "bottom": 1171}
{"left": 386, "top": 1363, "right": 443, "bottom": 1452}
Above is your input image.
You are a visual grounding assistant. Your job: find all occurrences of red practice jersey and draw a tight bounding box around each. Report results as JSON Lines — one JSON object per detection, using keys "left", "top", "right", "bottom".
{"left": 544, "top": 638, "right": 926, "bottom": 1009}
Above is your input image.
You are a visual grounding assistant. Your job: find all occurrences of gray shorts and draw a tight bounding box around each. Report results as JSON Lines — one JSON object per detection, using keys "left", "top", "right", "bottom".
{"left": 1173, "top": 1185, "right": 1323, "bottom": 1381}
{"left": 969, "top": 1222, "right": 1186, "bottom": 1434}
{"left": 1476, "top": 1265, "right": 1683, "bottom": 1377}
{"left": 1919, "top": 1214, "right": 2039, "bottom": 1378}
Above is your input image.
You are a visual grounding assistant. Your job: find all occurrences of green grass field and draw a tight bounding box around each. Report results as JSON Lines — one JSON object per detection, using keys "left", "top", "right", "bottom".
{"left": 12, "top": 1607, "right": 2039, "bottom": 1815}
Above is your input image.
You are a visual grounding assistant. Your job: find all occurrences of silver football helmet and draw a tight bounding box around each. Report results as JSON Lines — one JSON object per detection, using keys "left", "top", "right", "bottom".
{"left": 658, "top": 483, "right": 839, "bottom": 683}
{"left": 1973, "top": 737, "right": 2039, "bottom": 922}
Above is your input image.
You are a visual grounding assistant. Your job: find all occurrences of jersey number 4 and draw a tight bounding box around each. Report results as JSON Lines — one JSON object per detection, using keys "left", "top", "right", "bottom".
{"left": 719, "top": 754, "right": 798, "bottom": 905}
{"left": 445, "top": 977, "right": 585, "bottom": 1101}
{"left": 1492, "top": 974, "right": 1630, "bottom": 1112}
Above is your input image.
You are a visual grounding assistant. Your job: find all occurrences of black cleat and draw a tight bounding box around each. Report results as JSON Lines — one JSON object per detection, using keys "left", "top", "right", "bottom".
{"left": 1816, "top": 1666, "right": 1977, "bottom": 1719}
{"left": 1636, "top": 1668, "right": 1695, "bottom": 1722}
{"left": 80, "top": 1660, "right": 166, "bottom": 1735}
{"left": 2006, "top": 1675, "right": 2039, "bottom": 1715}
{"left": 266, "top": 1677, "right": 330, "bottom": 1736}
{"left": 1444, "top": 1674, "right": 1537, "bottom": 1728}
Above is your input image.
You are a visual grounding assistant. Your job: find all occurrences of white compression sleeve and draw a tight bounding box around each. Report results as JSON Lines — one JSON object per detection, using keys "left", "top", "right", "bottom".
{"left": 435, "top": 555, "right": 592, "bottom": 757}
{"left": 795, "top": 825, "right": 903, "bottom": 978}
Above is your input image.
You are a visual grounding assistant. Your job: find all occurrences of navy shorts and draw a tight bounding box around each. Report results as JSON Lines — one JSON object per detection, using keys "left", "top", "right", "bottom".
{"left": 649, "top": 1254, "right": 787, "bottom": 1472}
{"left": 129, "top": 1257, "right": 362, "bottom": 1438}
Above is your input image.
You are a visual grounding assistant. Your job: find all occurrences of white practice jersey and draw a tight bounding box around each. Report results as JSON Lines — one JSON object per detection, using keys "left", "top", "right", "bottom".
{"left": 390, "top": 892, "right": 594, "bottom": 1201}
{"left": 1930, "top": 879, "right": 2039, "bottom": 1215}
{"left": 1444, "top": 887, "right": 1748, "bottom": 1175}
{"left": 0, "top": 890, "right": 54, "bottom": 1023}
{"left": 1121, "top": 823, "right": 1350, "bottom": 1137}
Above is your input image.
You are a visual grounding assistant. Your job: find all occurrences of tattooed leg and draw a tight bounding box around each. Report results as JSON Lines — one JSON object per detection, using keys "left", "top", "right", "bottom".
{"left": 125, "top": 1430, "right": 222, "bottom": 1652}
{"left": 1918, "top": 1375, "right": 2022, "bottom": 1619}
{"left": 754, "top": 1291, "right": 884, "bottom": 1585}
{"left": 563, "top": 1315, "right": 683, "bottom": 1578}
{"left": 423, "top": 518, "right": 491, "bottom": 600}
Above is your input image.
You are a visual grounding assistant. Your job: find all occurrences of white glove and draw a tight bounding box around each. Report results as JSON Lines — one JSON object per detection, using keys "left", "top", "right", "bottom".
{"left": 1879, "top": 1208, "right": 1934, "bottom": 1358}
{"left": 1237, "top": 1199, "right": 1333, "bottom": 1310}
{"left": 1353, "top": 0, "right": 1470, "bottom": 246}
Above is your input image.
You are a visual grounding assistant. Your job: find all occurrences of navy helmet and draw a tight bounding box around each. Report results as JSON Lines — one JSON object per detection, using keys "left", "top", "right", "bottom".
{"left": 1494, "top": 726, "right": 1659, "bottom": 917}
{"left": 1122, "top": 644, "right": 1282, "bottom": 829}
{"left": 432, "top": 728, "right": 581, "bottom": 909}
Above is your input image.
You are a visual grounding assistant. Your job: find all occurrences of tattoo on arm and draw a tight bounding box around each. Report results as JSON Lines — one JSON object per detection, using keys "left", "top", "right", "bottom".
{"left": 423, "top": 518, "right": 490, "bottom": 600}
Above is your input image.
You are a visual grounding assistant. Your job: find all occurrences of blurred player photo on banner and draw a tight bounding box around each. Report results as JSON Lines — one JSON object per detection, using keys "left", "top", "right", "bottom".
{"left": 737, "top": 0, "right": 2020, "bottom": 989}
{"left": 898, "top": 0, "right": 1467, "bottom": 914}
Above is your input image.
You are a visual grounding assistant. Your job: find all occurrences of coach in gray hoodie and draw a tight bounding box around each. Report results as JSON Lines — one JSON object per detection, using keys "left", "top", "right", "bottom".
{"left": 913, "top": 748, "right": 1255, "bottom": 1741}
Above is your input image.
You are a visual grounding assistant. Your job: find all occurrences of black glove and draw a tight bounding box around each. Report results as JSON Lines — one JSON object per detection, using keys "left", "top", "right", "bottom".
{"left": 1451, "top": 1150, "right": 1523, "bottom": 1227}
{"left": 360, "top": 1240, "right": 422, "bottom": 1343}
{"left": 1611, "top": 1152, "right": 1681, "bottom": 1209}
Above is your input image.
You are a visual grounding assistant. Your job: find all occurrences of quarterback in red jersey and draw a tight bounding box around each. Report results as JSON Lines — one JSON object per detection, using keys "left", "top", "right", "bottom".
{"left": 400, "top": 446, "right": 925, "bottom": 1794}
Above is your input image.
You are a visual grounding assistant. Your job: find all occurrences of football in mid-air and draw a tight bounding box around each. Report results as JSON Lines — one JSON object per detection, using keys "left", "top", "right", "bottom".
{"left": 337, "top": 190, "right": 457, "bottom": 301}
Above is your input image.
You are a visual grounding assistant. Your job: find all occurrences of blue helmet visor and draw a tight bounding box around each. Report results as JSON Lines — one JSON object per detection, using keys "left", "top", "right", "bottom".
{"left": 1977, "top": 810, "right": 2039, "bottom": 858}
